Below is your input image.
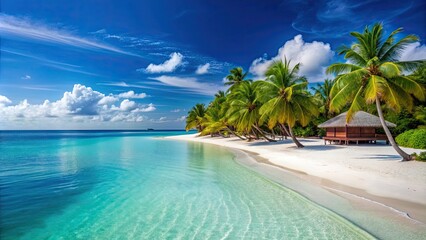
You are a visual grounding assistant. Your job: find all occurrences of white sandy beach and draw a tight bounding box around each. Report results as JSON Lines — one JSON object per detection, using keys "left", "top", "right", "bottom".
{"left": 167, "top": 134, "right": 426, "bottom": 225}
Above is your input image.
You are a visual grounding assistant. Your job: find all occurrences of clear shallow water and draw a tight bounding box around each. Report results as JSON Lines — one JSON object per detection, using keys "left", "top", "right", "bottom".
{"left": 0, "top": 131, "right": 373, "bottom": 239}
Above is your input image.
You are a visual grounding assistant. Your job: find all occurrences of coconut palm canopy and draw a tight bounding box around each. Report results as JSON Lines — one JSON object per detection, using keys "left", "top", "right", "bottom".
{"left": 318, "top": 111, "right": 396, "bottom": 128}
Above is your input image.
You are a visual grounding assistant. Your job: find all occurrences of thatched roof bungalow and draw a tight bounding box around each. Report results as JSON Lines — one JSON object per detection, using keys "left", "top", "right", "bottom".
{"left": 318, "top": 111, "right": 396, "bottom": 145}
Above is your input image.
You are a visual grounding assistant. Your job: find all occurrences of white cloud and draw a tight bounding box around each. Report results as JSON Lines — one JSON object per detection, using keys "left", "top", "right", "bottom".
{"left": 0, "top": 84, "right": 155, "bottom": 124}
{"left": 399, "top": 42, "right": 426, "bottom": 61}
{"left": 176, "top": 116, "right": 186, "bottom": 122}
{"left": 118, "top": 99, "right": 137, "bottom": 111}
{"left": 117, "top": 90, "right": 147, "bottom": 99}
{"left": 131, "top": 103, "right": 156, "bottom": 113}
{"left": 171, "top": 109, "right": 181, "bottom": 112}
{"left": 21, "top": 75, "right": 31, "bottom": 80}
{"left": 150, "top": 75, "right": 224, "bottom": 95}
{"left": 98, "top": 95, "right": 118, "bottom": 105}
{"left": 143, "top": 52, "right": 183, "bottom": 73}
{"left": 195, "top": 63, "right": 210, "bottom": 74}
{"left": 0, "top": 14, "right": 138, "bottom": 57}
{"left": 250, "top": 35, "right": 334, "bottom": 82}
{"left": 57, "top": 84, "right": 105, "bottom": 115}
{"left": 142, "top": 103, "right": 156, "bottom": 112}
{"left": 249, "top": 57, "right": 272, "bottom": 79}
{"left": 0, "top": 95, "right": 12, "bottom": 106}
{"left": 159, "top": 117, "right": 167, "bottom": 121}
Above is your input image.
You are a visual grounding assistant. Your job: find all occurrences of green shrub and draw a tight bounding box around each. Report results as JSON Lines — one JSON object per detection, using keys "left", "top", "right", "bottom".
{"left": 396, "top": 129, "right": 426, "bottom": 149}
{"left": 293, "top": 126, "right": 316, "bottom": 137}
{"left": 396, "top": 130, "right": 413, "bottom": 146}
{"left": 412, "top": 152, "right": 426, "bottom": 162}
{"left": 317, "top": 128, "right": 326, "bottom": 137}
{"left": 387, "top": 110, "right": 422, "bottom": 135}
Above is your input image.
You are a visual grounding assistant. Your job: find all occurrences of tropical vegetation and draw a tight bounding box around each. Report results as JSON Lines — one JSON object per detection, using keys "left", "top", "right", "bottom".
{"left": 326, "top": 23, "right": 424, "bottom": 160}
{"left": 395, "top": 129, "right": 426, "bottom": 150}
{"left": 186, "top": 23, "right": 425, "bottom": 159}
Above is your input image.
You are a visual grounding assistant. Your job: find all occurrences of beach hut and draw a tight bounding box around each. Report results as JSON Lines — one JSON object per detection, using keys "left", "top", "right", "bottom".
{"left": 318, "top": 111, "right": 396, "bottom": 145}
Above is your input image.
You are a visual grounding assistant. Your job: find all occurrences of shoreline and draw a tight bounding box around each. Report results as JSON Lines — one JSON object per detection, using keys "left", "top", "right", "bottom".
{"left": 165, "top": 133, "right": 426, "bottom": 238}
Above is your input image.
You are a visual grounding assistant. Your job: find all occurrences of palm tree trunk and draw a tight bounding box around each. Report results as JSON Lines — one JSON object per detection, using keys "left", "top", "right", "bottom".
{"left": 279, "top": 124, "right": 289, "bottom": 140}
{"left": 375, "top": 96, "right": 411, "bottom": 161}
{"left": 253, "top": 125, "right": 276, "bottom": 142}
{"left": 288, "top": 126, "right": 304, "bottom": 148}
{"left": 271, "top": 128, "right": 276, "bottom": 140}
{"left": 227, "top": 127, "right": 246, "bottom": 140}
{"left": 251, "top": 129, "right": 259, "bottom": 140}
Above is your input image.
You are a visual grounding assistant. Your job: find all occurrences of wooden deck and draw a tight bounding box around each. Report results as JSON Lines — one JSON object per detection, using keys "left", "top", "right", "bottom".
{"left": 323, "top": 135, "right": 389, "bottom": 145}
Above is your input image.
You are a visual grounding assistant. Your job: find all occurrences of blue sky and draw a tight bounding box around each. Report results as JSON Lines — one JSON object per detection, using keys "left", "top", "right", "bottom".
{"left": 0, "top": 0, "right": 425, "bottom": 129}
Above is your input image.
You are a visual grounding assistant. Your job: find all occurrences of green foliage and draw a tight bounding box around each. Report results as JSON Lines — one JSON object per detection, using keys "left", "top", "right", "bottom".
{"left": 226, "top": 81, "right": 261, "bottom": 133}
{"left": 396, "top": 129, "right": 426, "bottom": 149}
{"left": 293, "top": 126, "right": 315, "bottom": 137}
{"left": 185, "top": 103, "right": 207, "bottom": 132}
{"left": 327, "top": 23, "right": 425, "bottom": 123}
{"left": 257, "top": 60, "right": 319, "bottom": 128}
{"left": 386, "top": 110, "right": 422, "bottom": 135}
{"left": 317, "top": 128, "right": 326, "bottom": 137}
{"left": 415, "top": 106, "right": 426, "bottom": 125}
{"left": 410, "top": 62, "right": 426, "bottom": 85}
{"left": 412, "top": 152, "right": 426, "bottom": 162}
{"left": 224, "top": 67, "right": 251, "bottom": 91}
{"left": 311, "top": 79, "right": 335, "bottom": 118}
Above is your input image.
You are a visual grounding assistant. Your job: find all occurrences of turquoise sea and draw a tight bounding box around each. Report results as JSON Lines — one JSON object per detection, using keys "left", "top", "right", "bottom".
{"left": 0, "top": 131, "right": 373, "bottom": 239}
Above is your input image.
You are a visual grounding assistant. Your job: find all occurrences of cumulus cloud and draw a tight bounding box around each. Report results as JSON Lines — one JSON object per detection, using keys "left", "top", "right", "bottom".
{"left": 143, "top": 52, "right": 183, "bottom": 73}
{"left": 98, "top": 95, "right": 118, "bottom": 105}
{"left": 249, "top": 35, "right": 334, "bottom": 82}
{"left": 21, "top": 75, "right": 31, "bottom": 80}
{"left": 195, "top": 63, "right": 210, "bottom": 74}
{"left": 133, "top": 103, "right": 156, "bottom": 112}
{"left": 0, "top": 95, "right": 12, "bottom": 106}
{"left": 117, "top": 99, "right": 137, "bottom": 111}
{"left": 150, "top": 75, "right": 224, "bottom": 95}
{"left": 399, "top": 42, "right": 426, "bottom": 61}
{"left": 117, "top": 90, "right": 147, "bottom": 99}
{"left": 0, "top": 84, "right": 156, "bottom": 124}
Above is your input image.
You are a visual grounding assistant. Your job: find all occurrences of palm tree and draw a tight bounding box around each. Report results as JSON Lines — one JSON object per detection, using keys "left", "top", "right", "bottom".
{"left": 227, "top": 81, "right": 275, "bottom": 142}
{"left": 224, "top": 67, "right": 251, "bottom": 91}
{"left": 201, "top": 91, "right": 247, "bottom": 140}
{"left": 185, "top": 103, "right": 207, "bottom": 132}
{"left": 257, "top": 60, "right": 319, "bottom": 148}
{"left": 312, "top": 79, "right": 335, "bottom": 118}
{"left": 201, "top": 92, "right": 225, "bottom": 136}
{"left": 326, "top": 23, "right": 425, "bottom": 161}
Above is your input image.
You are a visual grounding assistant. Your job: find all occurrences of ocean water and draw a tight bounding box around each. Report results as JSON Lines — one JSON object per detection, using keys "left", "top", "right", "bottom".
{"left": 0, "top": 131, "right": 373, "bottom": 239}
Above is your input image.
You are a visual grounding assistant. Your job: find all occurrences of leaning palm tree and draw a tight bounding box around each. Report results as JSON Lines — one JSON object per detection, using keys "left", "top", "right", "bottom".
{"left": 312, "top": 79, "right": 335, "bottom": 118}
{"left": 185, "top": 103, "right": 207, "bottom": 132}
{"left": 227, "top": 81, "right": 275, "bottom": 142}
{"left": 201, "top": 91, "right": 247, "bottom": 139}
{"left": 326, "top": 23, "right": 425, "bottom": 161}
{"left": 224, "top": 67, "right": 251, "bottom": 92}
{"left": 257, "top": 60, "right": 319, "bottom": 148}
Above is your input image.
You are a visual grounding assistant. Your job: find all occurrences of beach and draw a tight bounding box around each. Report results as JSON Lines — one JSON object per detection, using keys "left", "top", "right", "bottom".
{"left": 167, "top": 133, "right": 426, "bottom": 237}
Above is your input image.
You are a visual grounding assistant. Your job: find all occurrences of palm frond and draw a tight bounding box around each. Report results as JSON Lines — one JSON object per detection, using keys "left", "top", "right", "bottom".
{"left": 346, "top": 87, "right": 365, "bottom": 122}
{"left": 379, "top": 62, "right": 401, "bottom": 79}
{"left": 395, "top": 60, "right": 426, "bottom": 72}
{"left": 329, "top": 80, "right": 361, "bottom": 113}
{"left": 390, "top": 76, "right": 425, "bottom": 101}
{"left": 326, "top": 63, "right": 362, "bottom": 75}
{"left": 381, "top": 34, "right": 419, "bottom": 62}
